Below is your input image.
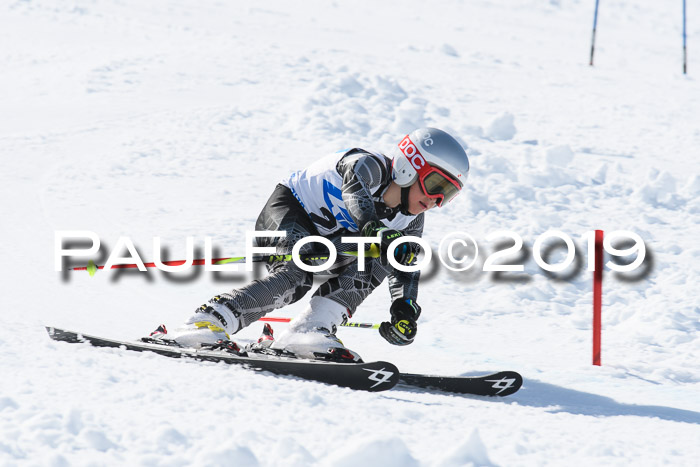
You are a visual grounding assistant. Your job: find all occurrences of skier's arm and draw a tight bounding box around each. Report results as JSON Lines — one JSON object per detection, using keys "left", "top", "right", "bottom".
{"left": 336, "top": 151, "right": 387, "bottom": 229}
{"left": 387, "top": 214, "right": 424, "bottom": 301}
{"left": 337, "top": 151, "right": 419, "bottom": 266}
{"left": 379, "top": 215, "right": 424, "bottom": 346}
{"left": 377, "top": 214, "right": 424, "bottom": 344}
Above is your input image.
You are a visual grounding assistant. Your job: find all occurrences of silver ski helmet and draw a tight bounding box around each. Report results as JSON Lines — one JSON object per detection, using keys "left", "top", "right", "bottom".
{"left": 391, "top": 127, "right": 469, "bottom": 206}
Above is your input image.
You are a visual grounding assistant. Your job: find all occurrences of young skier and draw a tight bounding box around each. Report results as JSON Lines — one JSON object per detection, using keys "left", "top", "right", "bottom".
{"left": 149, "top": 127, "right": 470, "bottom": 362}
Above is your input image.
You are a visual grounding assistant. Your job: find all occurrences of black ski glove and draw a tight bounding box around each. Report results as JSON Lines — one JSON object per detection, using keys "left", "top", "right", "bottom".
{"left": 379, "top": 298, "right": 422, "bottom": 346}
{"left": 362, "top": 220, "right": 418, "bottom": 266}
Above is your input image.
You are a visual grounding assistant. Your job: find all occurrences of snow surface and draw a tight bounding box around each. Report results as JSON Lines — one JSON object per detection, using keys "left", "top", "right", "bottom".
{"left": 1, "top": 0, "right": 699, "bottom": 465}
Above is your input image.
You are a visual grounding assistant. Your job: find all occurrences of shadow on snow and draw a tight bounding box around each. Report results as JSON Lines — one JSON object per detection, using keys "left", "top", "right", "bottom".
{"left": 512, "top": 379, "right": 700, "bottom": 424}
{"left": 391, "top": 379, "right": 699, "bottom": 425}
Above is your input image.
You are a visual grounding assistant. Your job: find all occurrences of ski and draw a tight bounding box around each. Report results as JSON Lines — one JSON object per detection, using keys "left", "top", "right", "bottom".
{"left": 45, "top": 327, "right": 399, "bottom": 392}
{"left": 399, "top": 371, "right": 522, "bottom": 397}
{"left": 45, "top": 327, "right": 522, "bottom": 396}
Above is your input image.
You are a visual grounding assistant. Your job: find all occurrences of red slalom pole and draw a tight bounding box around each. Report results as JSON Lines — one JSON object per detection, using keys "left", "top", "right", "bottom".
{"left": 260, "top": 317, "right": 293, "bottom": 323}
{"left": 593, "top": 230, "right": 604, "bottom": 365}
{"left": 71, "top": 258, "right": 234, "bottom": 271}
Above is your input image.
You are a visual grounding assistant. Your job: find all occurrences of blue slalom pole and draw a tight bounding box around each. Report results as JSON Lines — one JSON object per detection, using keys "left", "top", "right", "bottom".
{"left": 683, "top": 0, "right": 687, "bottom": 74}
{"left": 590, "top": 0, "right": 601, "bottom": 66}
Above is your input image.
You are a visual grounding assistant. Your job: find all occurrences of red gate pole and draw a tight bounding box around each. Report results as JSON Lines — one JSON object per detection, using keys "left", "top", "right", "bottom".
{"left": 593, "top": 230, "right": 604, "bottom": 365}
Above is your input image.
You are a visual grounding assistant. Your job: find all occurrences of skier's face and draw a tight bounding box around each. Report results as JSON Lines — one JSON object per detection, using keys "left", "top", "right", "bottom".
{"left": 407, "top": 181, "right": 438, "bottom": 214}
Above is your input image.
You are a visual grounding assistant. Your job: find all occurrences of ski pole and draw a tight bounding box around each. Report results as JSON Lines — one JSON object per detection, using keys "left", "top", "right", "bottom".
{"left": 72, "top": 245, "right": 382, "bottom": 276}
{"left": 589, "top": 0, "right": 601, "bottom": 66}
{"left": 259, "top": 316, "right": 380, "bottom": 329}
{"left": 683, "top": 0, "right": 687, "bottom": 74}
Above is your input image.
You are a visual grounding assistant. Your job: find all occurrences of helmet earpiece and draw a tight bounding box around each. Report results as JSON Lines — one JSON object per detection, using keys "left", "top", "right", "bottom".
{"left": 392, "top": 156, "right": 418, "bottom": 187}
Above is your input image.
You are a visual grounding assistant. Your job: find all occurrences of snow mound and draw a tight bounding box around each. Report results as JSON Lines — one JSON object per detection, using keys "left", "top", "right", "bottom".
{"left": 328, "top": 438, "right": 418, "bottom": 467}
{"left": 545, "top": 144, "right": 575, "bottom": 167}
{"left": 195, "top": 445, "right": 259, "bottom": 466}
{"left": 63, "top": 408, "right": 83, "bottom": 435}
{"left": 394, "top": 97, "right": 429, "bottom": 134}
{"left": 81, "top": 429, "right": 118, "bottom": 452}
{"left": 592, "top": 163, "right": 608, "bottom": 184}
{"left": 682, "top": 174, "right": 700, "bottom": 197}
{"left": 635, "top": 170, "right": 681, "bottom": 208}
{"left": 0, "top": 397, "right": 18, "bottom": 411}
{"left": 440, "top": 44, "right": 460, "bottom": 57}
{"left": 485, "top": 112, "right": 516, "bottom": 140}
{"left": 155, "top": 426, "right": 189, "bottom": 452}
{"left": 270, "top": 438, "right": 316, "bottom": 466}
{"left": 434, "top": 429, "right": 494, "bottom": 467}
{"left": 300, "top": 70, "right": 408, "bottom": 139}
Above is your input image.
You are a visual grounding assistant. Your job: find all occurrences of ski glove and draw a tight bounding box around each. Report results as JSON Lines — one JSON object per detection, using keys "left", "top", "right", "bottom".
{"left": 362, "top": 220, "right": 418, "bottom": 266}
{"left": 379, "top": 298, "right": 422, "bottom": 346}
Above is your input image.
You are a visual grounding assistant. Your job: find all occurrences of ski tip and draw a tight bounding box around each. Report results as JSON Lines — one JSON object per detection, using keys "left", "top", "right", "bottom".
{"left": 484, "top": 371, "right": 523, "bottom": 397}
{"left": 398, "top": 370, "right": 523, "bottom": 397}
{"left": 45, "top": 325, "right": 63, "bottom": 336}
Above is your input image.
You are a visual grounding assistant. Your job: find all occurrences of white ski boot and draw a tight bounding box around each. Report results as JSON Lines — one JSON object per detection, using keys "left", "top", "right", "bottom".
{"left": 271, "top": 296, "right": 363, "bottom": 362}
{"left": 153, "top": 301, "right": 242, "bottom": 349}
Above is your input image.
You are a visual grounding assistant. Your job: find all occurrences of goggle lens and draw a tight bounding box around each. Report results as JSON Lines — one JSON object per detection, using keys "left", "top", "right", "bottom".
{"left": 420, "top": 170, "right": 462, "bottom": 206}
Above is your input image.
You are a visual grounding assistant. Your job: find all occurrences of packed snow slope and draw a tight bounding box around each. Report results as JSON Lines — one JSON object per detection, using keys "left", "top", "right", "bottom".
{"left": 1, "top": 0, "right": 699, "bottom": 465}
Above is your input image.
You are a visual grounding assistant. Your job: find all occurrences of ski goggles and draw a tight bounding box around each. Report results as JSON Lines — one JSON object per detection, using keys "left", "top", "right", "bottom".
{"left": 417, "top": 165, "right": 462, "bottom": 207}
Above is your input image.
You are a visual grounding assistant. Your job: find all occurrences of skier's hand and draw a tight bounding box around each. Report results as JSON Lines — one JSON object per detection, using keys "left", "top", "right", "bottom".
{"left": 362, "top": 221, "right": 418, "bottom": 266}
{"left": 379, "top": 298, "right": 421, "bottom": 346}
